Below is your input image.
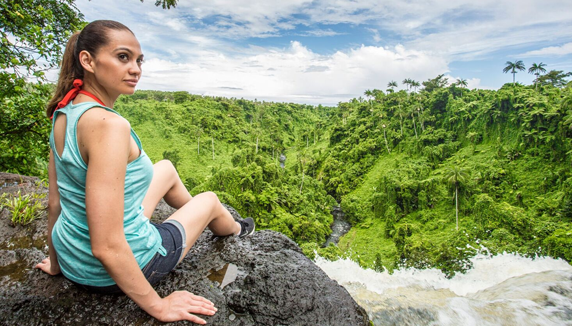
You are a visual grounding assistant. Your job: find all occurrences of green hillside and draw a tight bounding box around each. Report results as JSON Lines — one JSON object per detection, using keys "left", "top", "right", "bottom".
{"left": 3, "top": 78, "right": 572, "bottom": 277}
{"left": 114, "top": 92, "right": 338, "bottom": 247}
{"left": 114, "top": 80, "right": 572, "bottom": 276}
{"left": 320, "top": 81, "right": 572, "bottom": 275}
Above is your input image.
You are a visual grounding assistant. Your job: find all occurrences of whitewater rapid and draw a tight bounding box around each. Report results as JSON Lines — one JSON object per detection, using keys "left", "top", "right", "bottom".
{"left": 316, "top": 253, "right": 572, "bottom": 325}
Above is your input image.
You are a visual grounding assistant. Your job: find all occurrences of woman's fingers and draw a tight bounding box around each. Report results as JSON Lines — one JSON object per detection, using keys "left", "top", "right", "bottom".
{"left": 182, "top": 312, "right": 207, "bottom": 325}
{"left": 187, "top": 306, "right": 216, "bottom": 318}
{"left": 176, "top": 291, "right": 216, "bottom": 309}
{"left": 34, "top": 258, "right": 49, "bottom": 270}
{"left": 34, "top": 257, "right": 49, "bottom": 267}
{"left": 189, "top": 293, "right": 215, "bottom": 306}
{"left": 34, "top": 257, "right": 61, "bottom": 276}
{"left": 159, "top": 291, "right": 217, "bottom": 323}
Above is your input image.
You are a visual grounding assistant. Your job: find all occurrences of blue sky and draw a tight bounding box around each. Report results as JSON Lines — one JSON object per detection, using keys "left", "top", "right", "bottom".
{"left": 71, "top": 0, "right": 572, "bottom": 105}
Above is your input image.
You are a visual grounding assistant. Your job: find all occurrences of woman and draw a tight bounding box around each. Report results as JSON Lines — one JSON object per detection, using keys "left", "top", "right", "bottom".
{"left": 34, "top": 20, "right": 255, "bottom": 324}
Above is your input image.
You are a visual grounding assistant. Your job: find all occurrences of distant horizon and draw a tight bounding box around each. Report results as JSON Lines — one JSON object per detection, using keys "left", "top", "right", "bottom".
{"left": 127, "top": 78, "right": 535, "bottom": 109}
{"left": 62, "top": 0, "right": 572, "bottom": 106}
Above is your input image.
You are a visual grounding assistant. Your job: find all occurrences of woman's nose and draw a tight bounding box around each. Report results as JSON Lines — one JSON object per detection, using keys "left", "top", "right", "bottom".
{"left": 129, "top": 61, "right": 142, "bottom": 75}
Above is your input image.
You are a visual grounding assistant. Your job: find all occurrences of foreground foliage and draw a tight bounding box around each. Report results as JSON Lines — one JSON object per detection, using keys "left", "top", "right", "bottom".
{"left": 0, "top": 0, "right": 83, "bottom": 176}
{"left": 0, "top": 190, "right": 46, "bottom": 225}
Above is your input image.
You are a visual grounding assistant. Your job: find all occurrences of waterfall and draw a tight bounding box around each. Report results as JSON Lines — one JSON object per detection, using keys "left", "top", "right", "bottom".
{"left": 316, "top": 252, "right": 572, "bottom": 325}
{"left": 323, "top": 205, "right": 352, "bottom": 247}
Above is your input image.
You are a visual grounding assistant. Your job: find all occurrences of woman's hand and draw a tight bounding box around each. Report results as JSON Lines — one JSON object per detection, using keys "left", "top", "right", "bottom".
{"left": 153, "top": 291, "right": 217, "bottom": 324}
{"left": 34, "top": 256, "right": 61, "bottom": 276}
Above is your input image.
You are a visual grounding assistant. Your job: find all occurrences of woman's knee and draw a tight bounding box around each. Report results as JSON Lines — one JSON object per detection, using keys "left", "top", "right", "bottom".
{"left": 200, "top": 191, "right": 220, "bottom": 204}
{"left": 155, "top": 159, "right": 178, "bottom": 180}
{"left": 194, "top": 191, "right": 221, "bottom": 211}
{"left": 156, "top": 159, "right": 176, "bottom": 172}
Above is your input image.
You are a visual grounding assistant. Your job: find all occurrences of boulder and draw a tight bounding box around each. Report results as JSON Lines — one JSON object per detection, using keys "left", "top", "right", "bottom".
{"left": 0, "top": 173, "right": 369, "bottom": 325}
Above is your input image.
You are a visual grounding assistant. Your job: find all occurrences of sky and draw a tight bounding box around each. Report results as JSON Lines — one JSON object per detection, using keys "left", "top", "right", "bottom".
{"left": 71, "top": 0, "right": 572, "bottom": 106}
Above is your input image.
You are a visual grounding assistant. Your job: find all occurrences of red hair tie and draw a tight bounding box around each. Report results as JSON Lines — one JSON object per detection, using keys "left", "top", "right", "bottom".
{"left": 50, "top": 79, "right": 105, "bottom": 119}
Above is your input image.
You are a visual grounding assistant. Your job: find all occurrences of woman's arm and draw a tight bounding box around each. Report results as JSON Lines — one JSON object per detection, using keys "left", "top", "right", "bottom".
{"left": 81, "top": 109, "right": 215, "bottom": 324}
{"left": 35, "top": 150, "right": 62, "bottom": 275}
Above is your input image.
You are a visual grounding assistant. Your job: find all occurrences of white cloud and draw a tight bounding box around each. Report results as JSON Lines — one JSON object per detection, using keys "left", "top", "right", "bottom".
{"left": 521, "top": 42, "right": 572, "bottom": 57}
{"left": 145, "top": 12, "right": 186, "bottom": 32}
{"left": 366, "top": 28, "right": 381, "bottom": 43}
{"left": 147, "top": 0, "right": 572, "bottom": 63}
{"left": 299, "top": 29, "right": 344, "bottom": 37}
{"left": 71, "top": 0, "right": 572, "bottom": 103}
{"left": 138, "top": 42, "right": 448, "bottom": 105}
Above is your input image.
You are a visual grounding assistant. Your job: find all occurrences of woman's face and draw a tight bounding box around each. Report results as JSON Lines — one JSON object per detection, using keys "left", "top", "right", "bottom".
{"left": 89, "top": 29, "right": 144, "bottom": 97}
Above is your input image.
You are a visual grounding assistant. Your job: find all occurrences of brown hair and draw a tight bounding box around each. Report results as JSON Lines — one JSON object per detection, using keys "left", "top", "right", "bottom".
{"left": 46, "top": 20, "right": 134, "bottom": 118}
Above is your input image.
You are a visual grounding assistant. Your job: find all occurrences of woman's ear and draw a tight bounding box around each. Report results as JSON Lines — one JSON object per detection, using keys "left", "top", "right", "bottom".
{"left": 79, "top": 50, "right": 95, "bottom": 74}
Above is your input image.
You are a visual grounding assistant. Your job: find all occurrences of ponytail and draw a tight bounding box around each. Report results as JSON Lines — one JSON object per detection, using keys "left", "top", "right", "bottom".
{"left": 46, "top": 32, "right": 83, "bottom": 118}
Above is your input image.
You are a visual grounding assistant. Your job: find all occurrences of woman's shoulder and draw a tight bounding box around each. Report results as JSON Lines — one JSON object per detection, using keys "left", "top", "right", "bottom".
{"left": 78, "top": 106, "right": 132, "bottom": 144}
{"left": 79, "top": 106, "right": 131, "bottom": 129}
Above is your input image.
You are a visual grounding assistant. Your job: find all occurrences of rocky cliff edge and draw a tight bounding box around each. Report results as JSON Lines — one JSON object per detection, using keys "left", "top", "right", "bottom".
{"left": 0, "top": 172, "right": 369, "bottom": 326}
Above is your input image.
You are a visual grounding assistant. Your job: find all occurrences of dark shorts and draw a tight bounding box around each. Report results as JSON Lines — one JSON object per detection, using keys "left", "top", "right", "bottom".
{"left": 72, "top": 220, "right": 187, "bottom": 294}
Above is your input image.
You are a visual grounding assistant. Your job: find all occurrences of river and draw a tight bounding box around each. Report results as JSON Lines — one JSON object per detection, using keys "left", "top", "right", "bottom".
{"left": 316, "top": 252, "right": 572, "bottom": 325}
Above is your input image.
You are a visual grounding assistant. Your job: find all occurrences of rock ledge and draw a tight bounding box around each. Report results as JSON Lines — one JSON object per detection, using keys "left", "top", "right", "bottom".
{"left": 0, "top": 172, "right": 369, "bottom": 326}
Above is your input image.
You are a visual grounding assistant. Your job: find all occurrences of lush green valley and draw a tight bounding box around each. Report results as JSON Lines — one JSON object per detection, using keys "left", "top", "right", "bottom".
{"left": 3, "top": 77, "right": 572, "bottom": 277}
{"left": 114, "top": 92, "right": 338, "bottom": 247}
{"left": 106, "top": 79, "right": 572, "bottom": 277}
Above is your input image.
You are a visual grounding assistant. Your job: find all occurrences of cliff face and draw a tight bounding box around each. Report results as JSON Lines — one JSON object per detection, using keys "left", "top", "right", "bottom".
{"left": 0, "top": 173, "right": 369, "bottom": 326}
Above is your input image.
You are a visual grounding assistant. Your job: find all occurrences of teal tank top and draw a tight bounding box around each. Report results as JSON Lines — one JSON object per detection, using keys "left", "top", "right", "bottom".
{"left": 49, "top": 102, "right": 165, "bottom": 286}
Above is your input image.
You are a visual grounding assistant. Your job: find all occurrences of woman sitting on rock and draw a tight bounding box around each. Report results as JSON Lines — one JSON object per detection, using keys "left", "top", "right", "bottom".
{"left": 34, "top": 20, "right": 255, "bottom": 324}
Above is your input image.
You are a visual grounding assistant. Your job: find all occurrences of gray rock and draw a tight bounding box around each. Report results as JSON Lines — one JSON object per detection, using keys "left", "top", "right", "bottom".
{"left": 0, "top": 173, "right": 369, "bottom": 325}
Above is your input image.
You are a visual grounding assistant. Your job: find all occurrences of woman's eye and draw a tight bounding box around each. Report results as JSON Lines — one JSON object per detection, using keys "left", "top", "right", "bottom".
{"left": 137, "top": 58, "right": 145, "bottom": 65}
{"left": 118, "top": 54, "right": 128, "bottom": 61}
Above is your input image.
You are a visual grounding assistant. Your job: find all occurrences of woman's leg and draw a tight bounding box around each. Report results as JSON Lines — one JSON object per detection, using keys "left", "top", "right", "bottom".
{"left": 142, "top": 160, "right": 192, "bottom": 217}
{"left": 142, "top": 160, "right": 240, "bottom": 257}
{"left": 166, "top": 191, "right": 240, "bottom": 258}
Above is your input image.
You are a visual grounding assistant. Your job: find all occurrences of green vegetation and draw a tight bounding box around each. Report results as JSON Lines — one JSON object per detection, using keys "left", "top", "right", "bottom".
{"left": 3, "top": 74, "right": 572, "bottom": 277}
{"left": 1, "top": 190, "right": 46, "bottom": 225}
{"left": 110, "top": 76, "right": 572, "bottom": 277}
{"left": 319, "top": 79, "right": 572, "bottom": 276}
{"left": 2, "top": 1, "right": 572, "bottom": 277}
{"left": 0, "top": 0, "right": 83, "bottom": 177}
{"left": 114, "top": 92, "right": 337, "bottom": 247}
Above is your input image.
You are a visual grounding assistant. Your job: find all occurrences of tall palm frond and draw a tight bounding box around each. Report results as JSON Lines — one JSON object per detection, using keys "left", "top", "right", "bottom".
{"left": 529, "top": 62, "right": 547, "bottom": 90}
{"left": 503, "top": 60, "right": 526, "bottom": 85}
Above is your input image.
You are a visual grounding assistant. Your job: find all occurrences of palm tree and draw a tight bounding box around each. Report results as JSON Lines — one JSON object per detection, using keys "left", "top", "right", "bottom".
{"left": 503, "top": 60, "right": 526, "bottom": 85}
{"left": 387, "top": 81, "right": 398, "bottom": 93}
{"left": 411, "top": 109, "right": 418, "bottom": 139}
{"left": 381, "top": 122, "right": 390, "bottom": 154}
{"left": 411, "top": 80, "right": 420, "bottom": 93}
{"left": 528, "top": 62, "right": 547, "bottom": 91}
{"left": 395, "top": 92, "right": 406, "bottom": 135}
{"left": 445, "top": 166, "right": 469, "bottom": 230}
{"left": 402, "top": 78, "right": 413, "bottom": 92}
{"left": 456, "top": 78, "right": 468, "bottom": 97}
